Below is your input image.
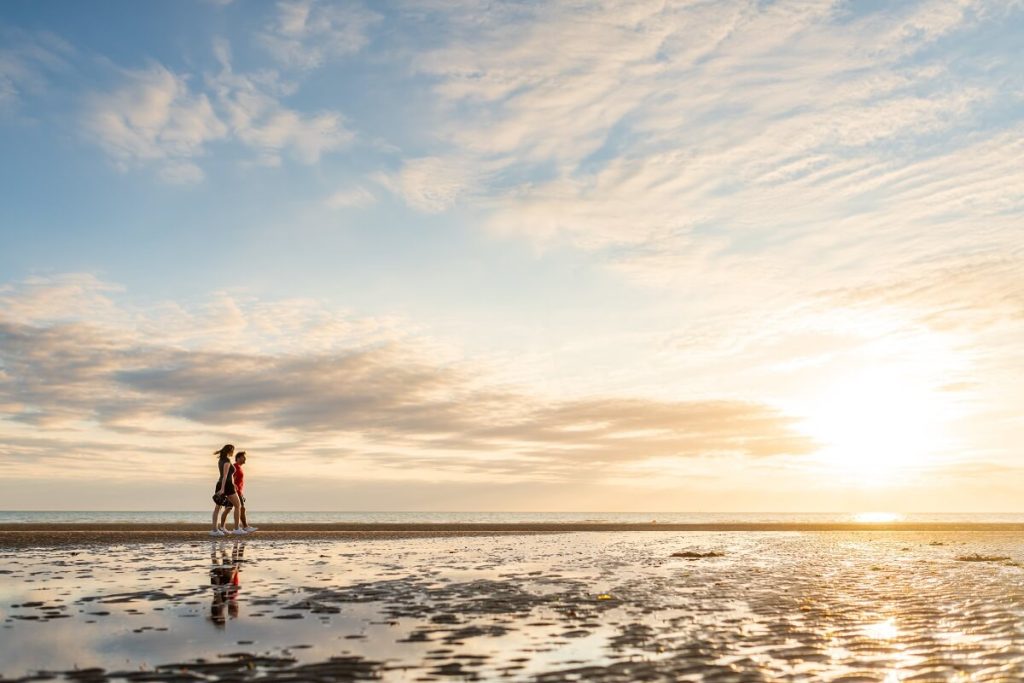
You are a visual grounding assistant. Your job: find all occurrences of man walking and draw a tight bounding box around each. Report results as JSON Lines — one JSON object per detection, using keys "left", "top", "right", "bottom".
{"left": 220, "top": 451, "right": 258, "bottom": 533}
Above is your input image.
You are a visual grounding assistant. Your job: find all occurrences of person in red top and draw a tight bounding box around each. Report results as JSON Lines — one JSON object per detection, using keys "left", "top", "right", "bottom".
{"left": 220, "top": 451, "right": 257, "bottom": 533}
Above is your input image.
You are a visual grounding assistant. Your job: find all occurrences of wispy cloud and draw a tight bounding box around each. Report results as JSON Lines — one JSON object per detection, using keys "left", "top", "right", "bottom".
{"left": 829, "top": 253, "right": 1024, "bottom": 332}
{"left": 0, "top": 273, "right": 125, "bottom": 325}
{"left": 84, "top": 64, "right": 227, "bottom": 183}
{"left": 396, "top": 0, "right": 1017, "bottom": 290}
{"left": 258, "top": 0, "right": 380, "bottom": 70}
{"left": 0, "top": 28, "right": 72, "bottom": 112}
{"left": 209, "top": 40, "right": 353, "bottom": 165}
{"left": 377, "top": 157, "right": 478, "bottom": 213}
{"left": 84, "top": 38, "right": 356, "bottom": 179}
{"left": 325, "top": 185, "right": 376, "bottom": 209}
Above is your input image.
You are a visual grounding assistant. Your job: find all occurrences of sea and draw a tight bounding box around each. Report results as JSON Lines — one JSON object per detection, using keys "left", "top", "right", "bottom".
{"left": 1, "top": 511, "right": 1022, "bottom": 524}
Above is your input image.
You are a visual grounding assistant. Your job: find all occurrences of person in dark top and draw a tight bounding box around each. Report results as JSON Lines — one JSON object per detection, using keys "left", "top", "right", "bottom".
{"left": 210, "top": 444, "right": 244, "bottom": 536}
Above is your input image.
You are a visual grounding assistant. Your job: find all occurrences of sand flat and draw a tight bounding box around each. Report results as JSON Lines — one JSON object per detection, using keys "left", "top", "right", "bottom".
{"left": 3, "top": 530, "right": 1024, "bottom": 682}
{"left": 5, "top": 520, "right": 1024, "bottom": 541}
{"left": 0, "top": 529, "right": 551, "bottom": 548}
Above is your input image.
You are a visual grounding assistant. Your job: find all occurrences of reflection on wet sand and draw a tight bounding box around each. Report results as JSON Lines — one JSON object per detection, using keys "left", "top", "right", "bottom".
{"left": 3, "top": 532, "right": 1024, "bottom": 681}
{"left": 209, "top": 541, "right": 243, "bottom": 627}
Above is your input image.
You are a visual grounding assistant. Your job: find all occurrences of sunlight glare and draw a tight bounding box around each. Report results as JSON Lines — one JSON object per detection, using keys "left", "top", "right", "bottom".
{"left": 854, "top": 512, "right": 903, "bottom": 524}
{"left": 800, "top": 367, "right": 954, "bottom": 485}
{"left": 863, "top": 618, "right": 899, "bottom": 640}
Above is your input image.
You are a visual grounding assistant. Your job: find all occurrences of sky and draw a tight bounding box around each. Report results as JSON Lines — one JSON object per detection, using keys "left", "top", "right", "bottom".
{"left": 0, "top": 0, "right": 1022, "bottom": 512}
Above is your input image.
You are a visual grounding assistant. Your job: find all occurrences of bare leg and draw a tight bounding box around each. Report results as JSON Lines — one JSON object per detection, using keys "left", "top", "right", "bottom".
{"left": 219, "top": 507, "right": 230, "bottom": 530}
{"left": 239, "top": 504, "right": 247, "bottom": 528}
{"left": 211, "top": 505, "right": 222, "bottom": 530}
{"left": 227, "top": 494, "right": 242, "bottom": 530}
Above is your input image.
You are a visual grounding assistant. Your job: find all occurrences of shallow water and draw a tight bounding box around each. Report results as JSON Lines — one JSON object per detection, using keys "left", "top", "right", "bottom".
{"left": 3, "top": 532, "right": 1024, "bottom": 681}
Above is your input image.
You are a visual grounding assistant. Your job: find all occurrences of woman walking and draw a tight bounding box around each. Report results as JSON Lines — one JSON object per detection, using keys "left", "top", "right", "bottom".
{"left": 210, "top": 444, "right": 245, "bottom": 536}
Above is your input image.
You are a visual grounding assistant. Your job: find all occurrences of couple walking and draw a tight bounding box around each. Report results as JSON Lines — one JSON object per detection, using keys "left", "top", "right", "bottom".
{"left": 210, "top": 444, "right": 258, "bottom": 536}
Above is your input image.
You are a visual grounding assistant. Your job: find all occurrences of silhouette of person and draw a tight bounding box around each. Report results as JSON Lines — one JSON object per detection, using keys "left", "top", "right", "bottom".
{"left": 209, "top": 540, "right": 244, "bottom": 627}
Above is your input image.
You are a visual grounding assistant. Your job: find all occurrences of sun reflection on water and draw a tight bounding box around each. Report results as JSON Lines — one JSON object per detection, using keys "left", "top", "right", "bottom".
{"left": 854, "top": 512, "right": 904, "bottom": 524}
{"left": 863, "top": 618, "right": 899, "bottom": 640}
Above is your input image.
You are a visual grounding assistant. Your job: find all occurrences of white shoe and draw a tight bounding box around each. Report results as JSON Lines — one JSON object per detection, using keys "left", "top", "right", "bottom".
{"left": 231, "top": 528, "right": 249, "bottom": 535}
{"left": 209, "top": 529, "right": 225, "bottom": 536}
{"left": 243, "top": 526, "right": 258, "bottom": 532}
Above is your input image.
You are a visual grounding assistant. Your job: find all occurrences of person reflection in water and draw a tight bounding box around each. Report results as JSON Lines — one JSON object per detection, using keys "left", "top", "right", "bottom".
{"left": 210, "top": 540, "right": 244, "bottom": 627}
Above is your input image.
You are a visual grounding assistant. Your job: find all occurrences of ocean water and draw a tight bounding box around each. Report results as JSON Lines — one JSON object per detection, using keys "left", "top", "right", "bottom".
{"left": 1, "top": 510, "right": 1022, "bottom": 524}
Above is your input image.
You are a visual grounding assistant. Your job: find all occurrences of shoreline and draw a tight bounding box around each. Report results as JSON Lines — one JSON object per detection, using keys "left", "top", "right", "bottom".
{"left": 5, "top": 521, "right": 1024, "bottom": 532}
{"left": 0, "top": 529, "right": 550, "bottom": 548}
{"left": 3, "top": 521, "right": 1024, "bottom": 548}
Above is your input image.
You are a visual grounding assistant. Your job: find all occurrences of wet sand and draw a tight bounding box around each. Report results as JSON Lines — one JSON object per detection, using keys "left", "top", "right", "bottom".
{"left": 4, "top": 530, "right": 1024, "bottom": 682}
{"left": 5, "top": 521, "right": 1024, "bottom": 549}
{"left": 0, "top": 529, "right": 549, "bottom": 549}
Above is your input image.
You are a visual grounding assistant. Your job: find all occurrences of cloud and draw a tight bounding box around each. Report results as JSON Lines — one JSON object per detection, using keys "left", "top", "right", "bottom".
{"left": 392, "top": 0, "right": 1018, "bottom": 300}
{"left": 827, "top": 253, "right": 1024, "bottom": 332}
{"left": 0, "top": 273, "right": 410, "bottom": 356}
{"left": 84, "top": 64, "right": 227, "bottom": 182}
{"left": 325, "top": 185, "right": 376, "bottom": 209}
{"left": 0, "top": 273, "right": 125, "bottom": 325}
{"left": 0, "top": 276, "right": 813, "bottom": 481}
{"left": 208, "top": 53, "right": 353, "bottom": 165}
{"left": 258, "top": 0, "right": 380, "bottom": 69}
{"left": 0, "top": 28, "right": 73, "bottom": 112}
{"left": 158, "top": 160, "right": 206, "bottom": 184}
{"left": 84, "top": 40, "right": 355, "bottom": 178}
{"left": 3, "top": 319, "right": 815, "bottom": 473}
{"left": 377, "top": 157, "right": 477, "bottom": 213}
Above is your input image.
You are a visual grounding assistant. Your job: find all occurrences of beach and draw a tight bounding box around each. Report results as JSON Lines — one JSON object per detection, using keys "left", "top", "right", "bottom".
{"left": 5, "top": 0, "right": 1024, "bottom": 676}
{"left": 4, "top": 528, "right": 1024, "bottom": 682}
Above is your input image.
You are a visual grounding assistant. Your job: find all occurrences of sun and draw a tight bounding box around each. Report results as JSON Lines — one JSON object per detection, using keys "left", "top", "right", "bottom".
{"left": 799, "top": 367, "right": 953, "bottom": 485}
